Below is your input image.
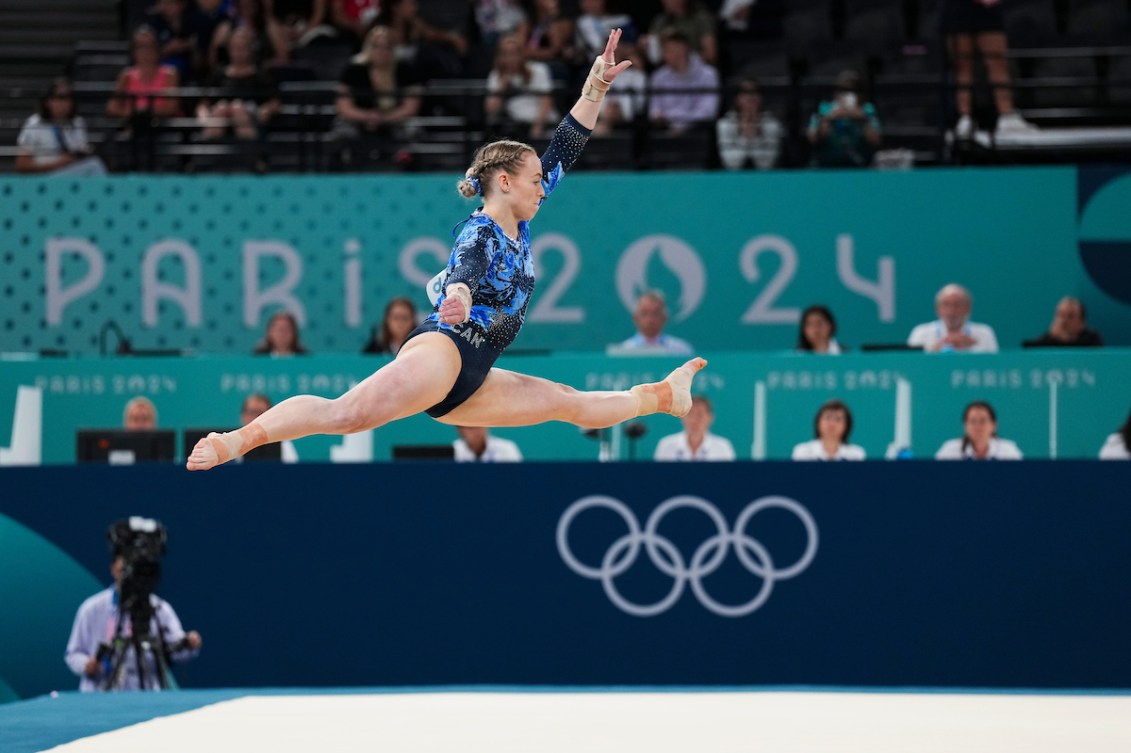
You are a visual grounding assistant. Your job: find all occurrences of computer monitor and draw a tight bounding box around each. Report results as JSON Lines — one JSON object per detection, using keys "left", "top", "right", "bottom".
{"left": 859, "top": 343, "right": 924, "bottom": 353}
{"left": 183, "top": 428, "right": 283, "bottom": 462}
{"left": 391, "top": 444, "right": 455, "bottom": 461}
{"left": 76, "top": 429, "right": 176, "bottom": 464}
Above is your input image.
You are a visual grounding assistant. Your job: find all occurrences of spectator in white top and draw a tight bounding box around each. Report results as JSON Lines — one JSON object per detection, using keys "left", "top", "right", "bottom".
{"left": 453, "top": 426, "right": 523, "bottom": 462}
{"left": 716, "top": 76, "right": 782, "bottom": 170}
{"left": 485, "top": 33, "right": 557, "bottom": 140}
{"left": 16, "top": 78, "right": 107, "bottom": 175}
{"left": 792, "top": 399, "right": 865, "bottom": 461}
{"left": 796, "top": 304, "right": 842, "bottom": 354}
{"left": 654, "top": 395, "right": 735, "bottom": 461}
{"left": 908, "top": 283, "right": 999, "bottom": 353}
{"left": 613, "top": 290, "right": 693, "bottom": 354}
{"left": 935, "top": 400, "right": 1022, "bottom": 460}
{"left": 1099, "top": 406, "right": 1131, "bottom": 460}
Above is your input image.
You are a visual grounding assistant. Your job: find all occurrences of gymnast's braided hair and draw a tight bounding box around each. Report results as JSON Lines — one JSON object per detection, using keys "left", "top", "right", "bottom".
{"left": 457, "top": 140, "right": 536, "bottom": 199}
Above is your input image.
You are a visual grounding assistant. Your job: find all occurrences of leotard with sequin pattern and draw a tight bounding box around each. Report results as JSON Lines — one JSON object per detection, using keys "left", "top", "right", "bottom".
{"left": 406, "top": 113, "right": 591, "bottom": 417}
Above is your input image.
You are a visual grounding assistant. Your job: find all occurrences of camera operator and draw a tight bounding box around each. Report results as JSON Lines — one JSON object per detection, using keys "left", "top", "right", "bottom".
{"left": 64, "top": 519, "right": 202, "bottom": 691}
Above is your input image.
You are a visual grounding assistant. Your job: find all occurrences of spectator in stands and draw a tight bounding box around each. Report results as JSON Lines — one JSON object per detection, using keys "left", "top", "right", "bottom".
{"left": 211, "top": 0, "right": 286, "bottom": 69}
{"left": 197, "top": 27, "right": 281, "bottom": 144}
{"left": 193, "top": 0, "right": 234, "bottom": 72}
{"left": 453, "top": 425, "right": 523, "bottom": 461}
{"left": 574, "top": 0, "right": 636, "bottom": 66}
{"left": 328, "top": 0, "right": 381, "bottom": 47}
{"left": 716, "top": 76, "right": 782, "bottom": 170}
{"left": 648, "top": 31, "right": 720, "bottom": 133}
{"left": 253, "top": 310, "right": 309, "bottom": 355}
{"left": 523, "top": 0, "right": 576, "bottom": 83}
{"left": 265, "top": 0, "right": 337, "bottom": 55}
{"left": 796, "top": 304, "right": 842, "bottom": 354}
{"left": 485, "top": 33, "right": 558, "bottom": 139}
{"left": 807, "top": 69, "right": 881, "bottom": 168}
{"left": 613, "top": 290, "right": 694, "bottom": 354}
{"left": 333, "top": 24, "right": 424, "bottom": 165}
{"left": 240, "top": 393, "right": 299, "bottom": 462}
{"left": 941, "top": 0, "right": 1037, "bottom": 139}
{"left": 65, "top": 526, "right": 202, "bottom": 691}
{"left": 147, "top": 0, "right": 199, "bottom": 79}
{"left": 377, "top": 0, "right": 469, "bottom": 80}
{"left": 16, "top": 78, "right": 107, "bottom": 176}
{"left": 107, "top": 26, "right": 182, "bottom": 126}
{"left": 472, "top": 0, "right": 529, "bottom": 52}
{"left": 641, "top": 0, "right": 717, "bottom": 67}
{"left": 935, "top": 400, "right": 1022, "bottom": 460}
{"left": 1023, "top": 296, "right": 1104, "bottom": 348}
{"left": 654, "top": 394, "right": 735, "bottom": 461}
{"left": 1099, "top": 406, "right": 1131, "bottom": 460}
{"left": 792, "top": 399, "right": 865, "bottom": 460}
{"left": 908, "top": 283, "right": 999, "bottom": 353}
{"left": 593, "top": 41, "right": 646, "bottom": 134}
{"left": 362, "top": 296, "right": 419, "bottom": 354}
{"left": 123, "top": 397, "right": 159, "bottom": 430}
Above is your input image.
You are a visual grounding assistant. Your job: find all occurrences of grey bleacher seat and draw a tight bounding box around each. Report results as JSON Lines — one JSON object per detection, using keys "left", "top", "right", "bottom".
{"left": 1002, "top": 0, "right": 1061, "bottom": 47}
{"left": 644, "top": 127, "right": 715, "bottom": 170}
{"left": 842, "top": 0, "right": 909, "bottom": 54}
{"left": 1027, "top": 55, "right": 1101, "bottom": 108}
{"left": 727, "top": 40, "right": 791, "bottom": 78}
{"left": 1064, "top": 0, "right": 1131, "bottom": 44}
{"left": 783, "top": 2, "right": 835, "bottom": 54}
{"left": 572, "top": 130, "right": 637, "bottom": 171}
{"left": 912, "top": 0, "right": 943, "bottom": 41}
{"left": 1105, "top": 52, "right": 1131, "bottom": 103}
{"left": 881, "top": 44, "right": 944, "bottom": 76}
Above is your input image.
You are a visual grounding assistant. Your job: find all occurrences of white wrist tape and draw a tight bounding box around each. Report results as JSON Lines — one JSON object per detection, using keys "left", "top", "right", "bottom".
{"left": 582, "top": 56, "right": 613, "bottom": 102}
{"left": 446, "top": 282, "right": 472, "bottom": 324}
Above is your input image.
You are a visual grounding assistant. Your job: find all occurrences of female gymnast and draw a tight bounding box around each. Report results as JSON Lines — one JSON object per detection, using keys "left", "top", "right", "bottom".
{"left": 187, "top": 29, "right": 706, "bottom": 471}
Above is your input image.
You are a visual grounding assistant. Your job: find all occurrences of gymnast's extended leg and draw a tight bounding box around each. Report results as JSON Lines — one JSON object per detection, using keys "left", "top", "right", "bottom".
{"left": 186, "top": 334, "right": 460, "bottom": 470}
{"left": 436, "top": 358, "right": 708, "bottom": 429}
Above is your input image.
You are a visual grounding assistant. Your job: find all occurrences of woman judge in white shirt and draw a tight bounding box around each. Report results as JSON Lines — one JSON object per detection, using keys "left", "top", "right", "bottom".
{"left": 1099, "top": 406, "right": 1131, "bottom": 460}
{"left": 935, "top": 400, "right": 1022, "bottom": 460}
{"left": 791, "top": 399, "right": 865, "bottom": 461}
{"left": 654, "top": 395, "right": 735, "bottom": 461}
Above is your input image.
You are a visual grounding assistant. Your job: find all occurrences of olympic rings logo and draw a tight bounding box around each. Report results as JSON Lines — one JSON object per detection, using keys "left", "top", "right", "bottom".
{"left": 556, "top": 495, "right": 818, "bottom": 618}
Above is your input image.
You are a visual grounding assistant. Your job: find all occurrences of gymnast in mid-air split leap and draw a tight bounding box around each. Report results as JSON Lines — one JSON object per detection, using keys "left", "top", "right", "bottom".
{"left": 187, "top": 29, "right": 706, "bottom": 471}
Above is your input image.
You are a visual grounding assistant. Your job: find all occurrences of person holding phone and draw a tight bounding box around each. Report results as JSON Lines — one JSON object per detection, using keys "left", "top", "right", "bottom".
{"left": 806, "top": 69, "right": 881, "bottom": 168}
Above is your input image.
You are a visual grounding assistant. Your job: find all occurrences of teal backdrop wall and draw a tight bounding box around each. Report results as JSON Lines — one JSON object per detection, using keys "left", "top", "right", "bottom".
{"left": 2, "top": 167, "right": 1130, "bottom": 356}
{"left": 2, "top": 350, "right": 1129, "bottom": 463}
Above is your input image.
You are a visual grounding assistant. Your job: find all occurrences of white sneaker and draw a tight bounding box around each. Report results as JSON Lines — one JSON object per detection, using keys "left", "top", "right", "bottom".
{"left": 954, "top": 115, "right": 974, "bottom": 140}
{"left": 996, "top": 112, "right": 1038, "bottom": 134}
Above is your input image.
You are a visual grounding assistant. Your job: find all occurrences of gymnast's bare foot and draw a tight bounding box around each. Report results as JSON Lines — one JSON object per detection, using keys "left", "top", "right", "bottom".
{"left": 630, "top": 357, "right": 708, "bottom": 418}
{"left": 186, "top": 432, "right": 230, "bottom": 471}
{"left": 666, "top": 357, "right": 708, "bottom": 417}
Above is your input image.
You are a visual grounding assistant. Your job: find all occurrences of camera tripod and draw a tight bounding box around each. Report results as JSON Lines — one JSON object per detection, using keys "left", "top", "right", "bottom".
{"left": 100, "top": 596, "right": 174, "bottom": 691}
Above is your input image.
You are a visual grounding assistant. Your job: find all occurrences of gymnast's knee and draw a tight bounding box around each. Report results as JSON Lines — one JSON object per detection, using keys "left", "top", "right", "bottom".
{"left": 327, "top": 395, "right": 382, "bottom": 434}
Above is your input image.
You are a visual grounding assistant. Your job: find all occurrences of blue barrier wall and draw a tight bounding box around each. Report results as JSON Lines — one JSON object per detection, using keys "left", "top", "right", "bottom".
{"left": 1, "top": 461, "right": 1129, "bottom": 700}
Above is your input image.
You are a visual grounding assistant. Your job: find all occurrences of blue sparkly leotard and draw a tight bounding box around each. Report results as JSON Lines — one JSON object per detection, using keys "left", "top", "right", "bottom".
{"left": 406, "top": 113, "right": 591, "bottom": 418}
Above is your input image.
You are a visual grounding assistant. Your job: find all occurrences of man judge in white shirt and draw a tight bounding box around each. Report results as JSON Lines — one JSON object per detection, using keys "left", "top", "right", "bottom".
{"left": 654, "top": 395, "right": 735, "bottom": 461}
{"left": 453, "top": 426, "right": 523, "bottom": 462}
{"left": 907, "top": 283, "right": 999, "bottom": 353}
